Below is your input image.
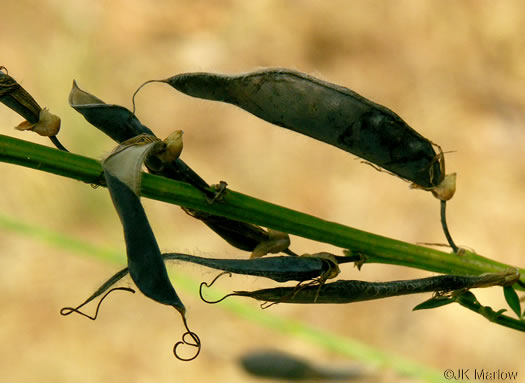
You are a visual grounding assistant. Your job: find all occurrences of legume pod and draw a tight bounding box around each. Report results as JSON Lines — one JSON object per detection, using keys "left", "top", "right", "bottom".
{"left": 222, "top": 272, "right": 515, "bottom": 304}
{"left": 164, "top": 68, "right": 443, "bottom": 188}
{"left": 103, "top": 140, "right": 186, "bottom": 313}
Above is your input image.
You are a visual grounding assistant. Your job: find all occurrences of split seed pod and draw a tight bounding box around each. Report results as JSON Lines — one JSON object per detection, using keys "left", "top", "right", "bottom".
{"left": 102, "top": 136, "right": 200, "bottom": 360}
{"left": 103, "top": 138, "right": 184, "bottom": 309}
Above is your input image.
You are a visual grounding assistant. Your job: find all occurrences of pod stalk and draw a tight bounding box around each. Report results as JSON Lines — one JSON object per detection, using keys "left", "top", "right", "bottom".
{"left": 441, "top": 200, "right": 459, "bottom": 253}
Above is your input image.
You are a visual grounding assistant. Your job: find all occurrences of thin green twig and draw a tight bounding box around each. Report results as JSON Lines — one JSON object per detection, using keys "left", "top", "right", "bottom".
{"left": 454, "top": 292, "right": 525, "bottom": 332}
{"left": 0, "top": 213, "right": 444, "bottom": 382}
{"left": 1, "top": 134, "right": 524, "bottom": 288}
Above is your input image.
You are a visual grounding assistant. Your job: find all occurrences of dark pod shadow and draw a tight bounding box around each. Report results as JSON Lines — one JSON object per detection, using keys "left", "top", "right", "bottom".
{"left": 239, "top": 349, "right": 364, "bottom": 381}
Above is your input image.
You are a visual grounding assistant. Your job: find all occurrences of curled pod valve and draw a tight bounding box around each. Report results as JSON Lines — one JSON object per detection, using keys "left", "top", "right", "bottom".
{"left": 100, "top": 134, "right": 200, "bottom": 360}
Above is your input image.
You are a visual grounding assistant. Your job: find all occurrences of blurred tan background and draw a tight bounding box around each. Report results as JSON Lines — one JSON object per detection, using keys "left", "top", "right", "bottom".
{"left": 1, "top": 1, "right": 525, "bottom": 382}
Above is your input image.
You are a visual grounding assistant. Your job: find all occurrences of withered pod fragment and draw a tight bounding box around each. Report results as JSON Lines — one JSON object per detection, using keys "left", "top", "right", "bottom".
{"left": 0, "top": 68, "right": 62, "bottom": 139}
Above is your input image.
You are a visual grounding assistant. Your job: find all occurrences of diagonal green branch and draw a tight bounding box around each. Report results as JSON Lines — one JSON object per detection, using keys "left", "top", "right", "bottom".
{"left": 0, "top": 212, "right": 445, "bottom": 382}
{"left": 1, "top": 134, "right": 524, "bottom": 288}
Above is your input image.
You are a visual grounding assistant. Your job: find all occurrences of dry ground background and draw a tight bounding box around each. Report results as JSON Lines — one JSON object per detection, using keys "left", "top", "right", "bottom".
{"left": 1, "top": 1, "right": 524, "bottom": 382}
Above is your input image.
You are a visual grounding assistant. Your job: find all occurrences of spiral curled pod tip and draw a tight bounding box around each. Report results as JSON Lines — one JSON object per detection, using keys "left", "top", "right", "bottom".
{"left": 199, "top": 272, "right": 236, "bottom": 304}
{"left": 60, "top": 287, "right": 136, "bottom": 320}
{"left": 173, "top": 316, "right": 201, "bottom": 362}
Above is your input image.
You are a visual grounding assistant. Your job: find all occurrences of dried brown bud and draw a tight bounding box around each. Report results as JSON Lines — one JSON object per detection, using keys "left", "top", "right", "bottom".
{"left": 250, "top": 229, "right": 291, "bottom": 258}
{"left": 1, "top": 68, "right": 61, "bottom": 137}
{"left": 430, "top": 173, "right": 456, "bottom": 201}
{"left": 159, "top": 130, "right": 184, "bottom": 162}
{"left": 15, "top": 108, "right": 61, "bottom": 136}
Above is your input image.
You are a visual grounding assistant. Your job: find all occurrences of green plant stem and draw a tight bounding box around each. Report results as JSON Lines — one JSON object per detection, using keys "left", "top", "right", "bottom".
{"left": 0, "top": 213, "right": 444, "bottom": 382}
{"left": 1, "top": 134, "right": 524, "bottom": 288}
{"left": 455, "top": 294, "right": 525, "bottom": 332}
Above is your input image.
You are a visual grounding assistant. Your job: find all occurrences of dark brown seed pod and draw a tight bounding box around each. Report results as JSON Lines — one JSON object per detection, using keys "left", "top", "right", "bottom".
{"left": 213, "top": 271, "right": 518, "bottom": 305}
{"left": 164, "top": 253, "right": 334, "bottom": 283}
{"left": 159, "top": 68, "right": 446, "bottom": 189}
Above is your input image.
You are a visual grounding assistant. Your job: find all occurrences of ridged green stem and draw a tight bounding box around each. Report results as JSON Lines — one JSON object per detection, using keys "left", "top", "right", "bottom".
{"left": 1, "top": 134, "right": 524, "bottom": 288}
